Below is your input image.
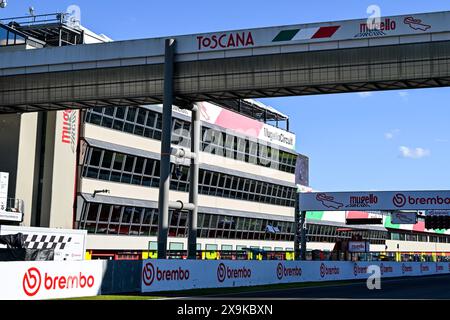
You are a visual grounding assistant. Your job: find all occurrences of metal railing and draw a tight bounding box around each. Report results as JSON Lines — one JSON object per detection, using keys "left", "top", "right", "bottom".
{"left": 0, "top": 13, "right": 67, "bottom": 27}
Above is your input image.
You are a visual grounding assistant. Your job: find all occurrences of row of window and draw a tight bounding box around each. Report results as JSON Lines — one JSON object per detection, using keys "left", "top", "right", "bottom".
{"left": 390, "top": 232, "right": 450, "bottom": 243}
{"left": 82, "top": 147, "right": 297, "bottom": 207}
{"left": 77, "top": 202, "right": 295, "bottom": 241}
{"left": 83, "top": 106, "right": 298, "bottom": 173}
{"left": 147, "top": 241, "right": 290, "bottom": 252}
{"left": 307, "top": 224, "right": 387, "bottom": 240}
{"left": 77, "top": 202, "right": 391, "bottom": 244}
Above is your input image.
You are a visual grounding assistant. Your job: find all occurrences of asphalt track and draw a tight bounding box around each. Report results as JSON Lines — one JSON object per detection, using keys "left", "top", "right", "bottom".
{"left": 198, "top": 275, "right": 450, "bottom": 299}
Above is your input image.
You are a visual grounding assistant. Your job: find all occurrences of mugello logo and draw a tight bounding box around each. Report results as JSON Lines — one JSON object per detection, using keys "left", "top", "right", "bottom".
{"left": 320, "top": 263, "right": 340, "bottom": 278}
{"left": 217, "top": 263, "right": 251, "bottom": 282}
{"left": 142, "top": 262, "right": 190, "bottom": 286}
{"left": 61, "top": 109, "right": 77, "bottom": 153}
{"left": 348, "top": 194, "right": 378, "bottom": 208}
{"left": 276, "top": 263, "right": 302, "bottom": 280}
{"left": 22, "top": 267, "right": 94, "bottom": 297}
{"left": 197, "top": 32, "right": 254, "bottom": 50}
{"left": 359, "top": 18, "right": 396, "bottom": 33}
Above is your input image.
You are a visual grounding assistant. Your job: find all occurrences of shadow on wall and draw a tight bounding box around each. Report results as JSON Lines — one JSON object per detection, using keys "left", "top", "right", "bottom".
{"left": 101, "top": 260, "right": 142, "bottom": 294}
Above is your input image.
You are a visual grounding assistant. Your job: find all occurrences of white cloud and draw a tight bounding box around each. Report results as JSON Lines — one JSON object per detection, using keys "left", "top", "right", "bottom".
{"left": 398, "top": 91, "right": 409, "bottom": 101}
{"left": 357, "top": 92, "right": 373, "bottom": 98}
{"left": 399, "top": 146, "right": 430, "bottom": 159}
{"left": 384, "top": 129, "right": 400, "bottom": 140}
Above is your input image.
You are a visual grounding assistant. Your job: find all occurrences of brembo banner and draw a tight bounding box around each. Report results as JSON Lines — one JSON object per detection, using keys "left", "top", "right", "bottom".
{"left": 299, "top": 191, "right": 450, "bottom": 211}
{"left": 141, "top": 260, "right": 450, "bottom": 293}
{"left": 0, "top": 260, "right": 104, "bottom": 300}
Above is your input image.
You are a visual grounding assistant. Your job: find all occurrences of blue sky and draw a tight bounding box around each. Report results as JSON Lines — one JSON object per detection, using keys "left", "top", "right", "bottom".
{"left": 2, "top": 0, "right": 450, "bottom": 192}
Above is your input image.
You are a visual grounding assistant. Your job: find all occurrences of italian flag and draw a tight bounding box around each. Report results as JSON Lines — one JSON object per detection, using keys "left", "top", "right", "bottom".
{"left": 273, "top": 26, "right": 340, "bottom": 42}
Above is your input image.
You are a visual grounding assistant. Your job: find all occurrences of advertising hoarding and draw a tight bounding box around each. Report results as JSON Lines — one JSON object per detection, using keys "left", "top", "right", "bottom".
{"left": 299, "top": 191, "right": 450, "bottom": 211}
{"left": 348, "top": 241, "right": 369, "bottom": 252}
{"left": 426, "top": 210, "right": 450, "bottom": 216}
{"left": 141, "top": 260, "right": 450, "bottom": 293}
{"left": 162, "top": 11, "right": 450, "bottom": 54}
{"left": 173, "top": 101, "right": 296, "bottom": 150}
{"left": 295, "top": 154, "right": 309, "bottom": 187}
{"left": 0, "top": 172, "right": 8, "bottom": 213}
{"left": 0, "top": 260, "right": 104, "bottom": 300}
{"left": 0, "top": 226, "right": 87, "bottom": 261}
{"left": 391, "top": 211, "right": 418, "bottom": 224}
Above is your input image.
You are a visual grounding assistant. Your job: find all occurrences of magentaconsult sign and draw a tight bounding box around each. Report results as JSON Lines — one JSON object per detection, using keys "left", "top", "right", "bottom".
{"left": 299, "top": 190, "right": 450, "bottom": 211}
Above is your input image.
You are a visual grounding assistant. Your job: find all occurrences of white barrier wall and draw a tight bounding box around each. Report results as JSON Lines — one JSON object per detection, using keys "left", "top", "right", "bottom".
{"left": 0, "top": 260, "right": 105, "bottom": 300}
{"left": 141, "top": 260, "right": 450, "bottom": 293}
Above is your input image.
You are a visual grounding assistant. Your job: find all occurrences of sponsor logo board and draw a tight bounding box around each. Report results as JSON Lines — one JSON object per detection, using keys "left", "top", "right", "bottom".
{"left": 0, "top": 261, "right": 103, "bottom": 300}
{"left": 300, "top": 191, "right": 450, "bottom": 211}
{"left": 141, "top": 260, "right": 450, "bottom": 293}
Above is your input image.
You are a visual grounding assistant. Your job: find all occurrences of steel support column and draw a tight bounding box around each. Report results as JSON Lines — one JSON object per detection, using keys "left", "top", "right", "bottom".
{"left": 295, "top": 192, "right": 307, "bottom": 260}
{"left": 294, "top": 195, "right": 301, "bottom": 260}
{"left": 157, "top": 38, "right": 175, "bottom": 259}
{"left": 300, "top": 210, "right": 307, "bottom": 260}
{"left": 187, "top": 102, "right": 200, "bottom": 259}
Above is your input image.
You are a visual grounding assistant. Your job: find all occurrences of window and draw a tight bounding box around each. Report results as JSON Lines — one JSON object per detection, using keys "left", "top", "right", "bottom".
{"left": 84, "top": 106, "right": 298, "bottom": 174}
{"left": 86, "top": 203, "right": 99, "bottom": 221}
{"left": 169, "top": 242, "right": 184, "bottom": 250}
{"left": 90, "top": 149, "right": 102, "bottom": 167}
{"left": 113, "top": 154, "right": 125, "bottom": 170}
{"left": 205, "top": 244, "right": 218, "bottom": 251}
{"left": 98, "top": 205, "right": 111, "bottom": 223}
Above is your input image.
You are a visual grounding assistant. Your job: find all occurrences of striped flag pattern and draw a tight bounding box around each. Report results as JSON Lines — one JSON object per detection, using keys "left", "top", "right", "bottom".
{"left": 273, "top": 26, "right": 340, "bottom": 42}
{"left": 306, "top": 210, "right": 450, "bottom": 234}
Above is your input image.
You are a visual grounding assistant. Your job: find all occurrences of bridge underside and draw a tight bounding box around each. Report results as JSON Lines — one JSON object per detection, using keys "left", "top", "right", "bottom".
{"left": 1, "top": 41, "right": 450, "bottom": 113}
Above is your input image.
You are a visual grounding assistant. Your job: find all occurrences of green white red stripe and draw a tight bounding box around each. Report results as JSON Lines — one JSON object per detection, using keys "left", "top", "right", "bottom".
{"left": 273, "top": 26, "right": 340, "bottom": 42}
{"left": 306, "top": 210, "right": 450, "bottom": 234}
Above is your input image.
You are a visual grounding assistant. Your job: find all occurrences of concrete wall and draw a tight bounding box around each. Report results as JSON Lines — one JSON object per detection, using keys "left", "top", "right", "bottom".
{"left": 100, "top": 260, "right": 142, "bottom": 294}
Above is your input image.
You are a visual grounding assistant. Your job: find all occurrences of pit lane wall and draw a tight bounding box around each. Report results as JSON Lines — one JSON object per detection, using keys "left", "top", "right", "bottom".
{"left": 1, "top": 260, "right": 449, "bottom": 299}
{"left": 141, "top": 260, "right": 450, "bottom": 293}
